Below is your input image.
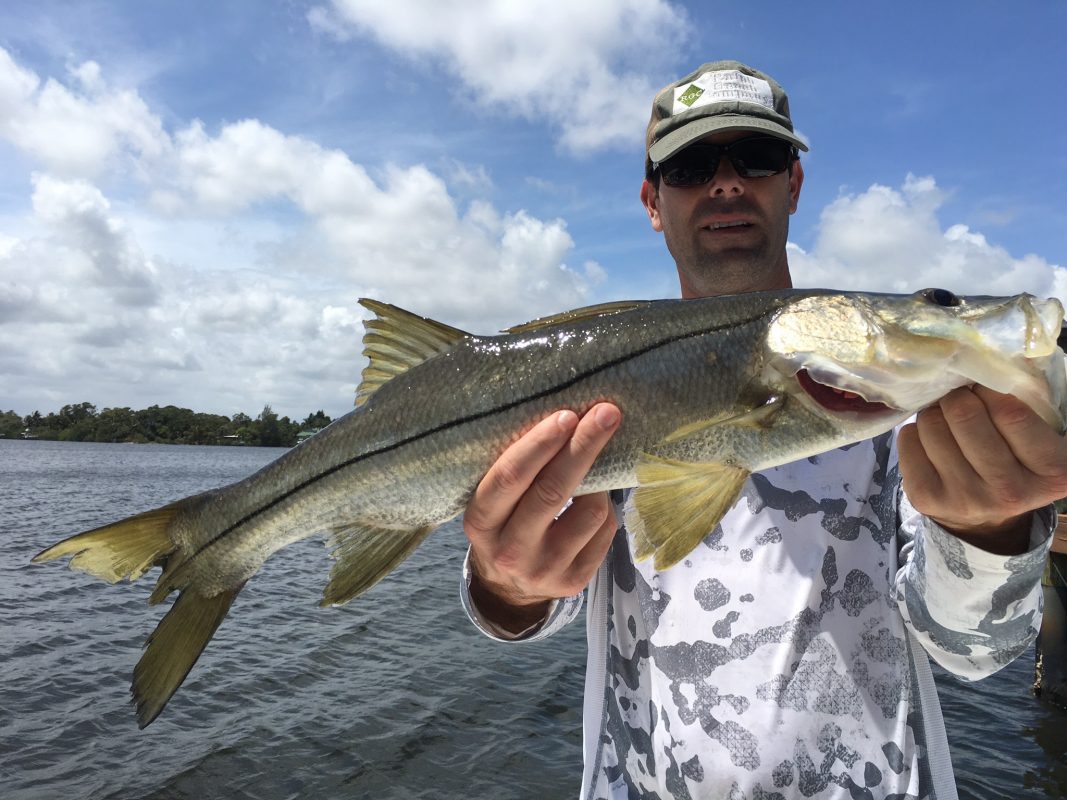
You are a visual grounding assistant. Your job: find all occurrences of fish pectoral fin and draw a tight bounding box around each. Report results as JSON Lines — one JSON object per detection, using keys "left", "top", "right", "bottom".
{"left": 31, "top": 501, "right": 184, "bottom": 583}
{"left": 320, "top": 522, "right": 436, "bottom": 607}
{"left": 501, "top": 300, "right": 651, "bottom": 333}
{"left": 626, "top": 454, "right": 750, "bottom": 571}
{"left": 662, "top": 395, "right": 784, "bottom": 445}
{"left": 356, "top": 299, "right": 472, "bottom": 407}
{"left": 133, "top": 584, "right": 243, "bottom": 729}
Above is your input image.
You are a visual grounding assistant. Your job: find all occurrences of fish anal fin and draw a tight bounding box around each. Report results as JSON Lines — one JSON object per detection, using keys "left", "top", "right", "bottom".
{"left": 132, "top": 584, "right": 242, "bottom": 728}
{"left": 356, "top": 299, "right": 471, "bottom": 407}
{"left": 320, "top": 523, "right": 436, "bottom": 607}
{"left": 31, "top": 502, "right": 183, "bottom": 583}
{"left": 502, "top": 300, "right": 651, "bottom": 334}
{"left": 626, "top": 454, "right": 750, "bottom": 571}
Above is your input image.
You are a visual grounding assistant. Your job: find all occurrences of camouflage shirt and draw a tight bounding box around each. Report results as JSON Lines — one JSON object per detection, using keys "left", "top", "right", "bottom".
{"left": 462, "top": 431, "right": 1054, "bottom": 799}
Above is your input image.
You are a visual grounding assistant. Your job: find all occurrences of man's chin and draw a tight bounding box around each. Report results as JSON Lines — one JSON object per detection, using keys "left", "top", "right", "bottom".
{"left": 681, "top": 251, "right": 787, "bottom": 295}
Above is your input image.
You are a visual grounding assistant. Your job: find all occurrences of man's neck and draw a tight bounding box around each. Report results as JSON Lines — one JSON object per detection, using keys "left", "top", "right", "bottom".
{"left": 678, "top": 262, "right": 793, "bottom": 299}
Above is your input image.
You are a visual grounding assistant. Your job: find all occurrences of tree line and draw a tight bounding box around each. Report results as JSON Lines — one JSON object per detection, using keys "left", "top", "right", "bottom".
{"left": 0, "top": 402, "right": 334, "bottom": 447}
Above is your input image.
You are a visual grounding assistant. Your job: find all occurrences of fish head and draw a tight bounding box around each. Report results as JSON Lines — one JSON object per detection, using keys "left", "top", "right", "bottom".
{"left": 764, "top": 288, "right": 1067, "bottom": 433}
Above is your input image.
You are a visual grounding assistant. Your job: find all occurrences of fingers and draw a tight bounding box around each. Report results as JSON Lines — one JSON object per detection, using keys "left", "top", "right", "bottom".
{"left": 463, "top": 403, "right": 622, "bottom": 608}
{"left": 900, "top": 386, "right": 1067, "bottom": 543}
{"left": 897, "top": 420, "right": 942, "bottom": 502}
{"left": 908, "top": 392, "right": 991, "bottom": 497}
{"left": 464, "top": 408, "right": 582, "bottom": 542}
{"left": 935, "top": 387, "right": 1064, "bottom": 499}
{"left": 565, "top": 495, "right": 619, "bottom": 591}
{"left": 970, "top": 387, "right": 1067, "bottom": 490}
{"left": 533, "top": 492, "right": 618, "bottom": 595}
{"left": 499, "top": 404, "right": 621, "bottom": 560}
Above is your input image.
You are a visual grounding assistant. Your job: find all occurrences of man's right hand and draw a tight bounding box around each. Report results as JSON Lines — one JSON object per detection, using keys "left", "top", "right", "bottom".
{"left": 463, "top": 403, "right": 622, "bottom": 635}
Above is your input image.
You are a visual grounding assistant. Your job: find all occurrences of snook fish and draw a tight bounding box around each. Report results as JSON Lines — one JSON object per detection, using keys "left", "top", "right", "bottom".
{"left": 33, "top": 287, "right": 1067, "bottom": 727}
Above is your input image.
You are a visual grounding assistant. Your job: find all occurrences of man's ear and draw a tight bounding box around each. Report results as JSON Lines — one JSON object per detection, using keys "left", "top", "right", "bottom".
{"left": 788, "top": 160, "right": 804, "bottom": 214}
{"left": 640, "top": 179, "right": 663, "bottom": 232}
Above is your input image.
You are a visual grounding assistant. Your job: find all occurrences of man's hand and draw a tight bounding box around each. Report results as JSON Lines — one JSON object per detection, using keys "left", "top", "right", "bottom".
{"left": 898, "top": 386, "right": 1067, "bottom": 555}
{"left": 464, "top": 403, "right": 622, "bottom": 634}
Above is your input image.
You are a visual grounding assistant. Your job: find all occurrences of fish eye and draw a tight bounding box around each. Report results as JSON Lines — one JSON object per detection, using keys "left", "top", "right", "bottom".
{"left": 922, "top": 288, "right": 960, "bottom": 307}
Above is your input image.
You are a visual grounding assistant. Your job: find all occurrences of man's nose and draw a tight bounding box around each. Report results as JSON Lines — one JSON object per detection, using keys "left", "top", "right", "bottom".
{"left": 705, "top": 156, "right": 744, "bottom": 196}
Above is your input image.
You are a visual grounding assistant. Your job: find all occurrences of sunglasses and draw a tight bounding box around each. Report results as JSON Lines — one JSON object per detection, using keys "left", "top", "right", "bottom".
{"left": 654, "top": 137, "right": 796, "bottom": 187}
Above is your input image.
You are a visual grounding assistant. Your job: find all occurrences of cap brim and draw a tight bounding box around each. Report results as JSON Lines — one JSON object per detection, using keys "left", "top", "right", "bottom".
{"left": 649, "top": 116, "right": 809, "bottom": 164}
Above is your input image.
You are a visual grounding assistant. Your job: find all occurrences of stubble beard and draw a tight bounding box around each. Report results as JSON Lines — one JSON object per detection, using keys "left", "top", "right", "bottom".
{"left": 666, "top": 219, "right": 789, "bottom": 297}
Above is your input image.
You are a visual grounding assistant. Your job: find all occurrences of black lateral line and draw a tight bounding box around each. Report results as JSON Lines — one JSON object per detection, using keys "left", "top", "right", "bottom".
{"left": 186, "top": 305, "right": 776, "bottom": 564}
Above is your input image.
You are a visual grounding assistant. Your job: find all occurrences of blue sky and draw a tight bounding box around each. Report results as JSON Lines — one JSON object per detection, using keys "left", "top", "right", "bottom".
{"left": 1, "top": 1, "right": 1065, "bottom": 420}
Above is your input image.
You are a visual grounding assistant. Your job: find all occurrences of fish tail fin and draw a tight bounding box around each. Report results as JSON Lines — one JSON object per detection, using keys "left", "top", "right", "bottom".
{"left": 32, "top": 492, "right": 235, "bottom": 727}
{"left": 31, "top": 502, "right": 185, "bottom": 583}
{"left": 133, "top": 584, "right": 243, "bottom": 728}
{"left": 320, "top": 522, "right": 436, "bottom": 607}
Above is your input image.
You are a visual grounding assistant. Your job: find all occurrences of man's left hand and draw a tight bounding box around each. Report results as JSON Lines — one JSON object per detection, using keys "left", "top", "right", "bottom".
{"left": 898, "top": 386, "right": 1067, "bottom": 555}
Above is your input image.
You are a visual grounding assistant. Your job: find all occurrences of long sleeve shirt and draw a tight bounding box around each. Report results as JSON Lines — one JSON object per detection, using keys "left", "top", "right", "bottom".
{"left": 461, "top": 431, "right": 1054, "bottom": 799}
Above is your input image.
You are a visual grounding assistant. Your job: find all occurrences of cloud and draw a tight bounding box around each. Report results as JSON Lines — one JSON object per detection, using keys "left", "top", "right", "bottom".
{"left": 0, "top": 189, "right": 365, "bottom": 416}
{"left": 0, "top": 47, "right": 607, "bottom": 417}
{"left": 0, "top": 45, "right": 602, "bottom": 326}
{"left": 153, "top": 116, "right": 600, "bottom": 326}
{"left": 0, "top": 48, "right": 168, "bottom": 179}
{"left": 790, "top": 174, "right": 1067, "bottom": 302}
{"left": 0, "top": 166, "right": 601, "bottom": 416}
{"left": 31, "top": 174, "right": 161, "bottom": 306}
{"left": 309, "top": 0, "right": 689, "bottom": 153}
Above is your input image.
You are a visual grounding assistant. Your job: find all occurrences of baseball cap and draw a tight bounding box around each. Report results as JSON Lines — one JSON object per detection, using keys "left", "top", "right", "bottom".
{"left": 646, "top": 60, "right": 808, "bottom": 173}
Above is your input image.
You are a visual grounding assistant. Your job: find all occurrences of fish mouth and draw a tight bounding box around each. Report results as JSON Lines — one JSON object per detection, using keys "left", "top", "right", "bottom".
{"left": 795, "top": 370, "right": 895, "bottom": 414}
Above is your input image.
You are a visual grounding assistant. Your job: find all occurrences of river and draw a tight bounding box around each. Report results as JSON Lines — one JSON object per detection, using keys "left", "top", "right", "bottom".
{"left": 1, "top": 439, "right": 1063, "bottom": 798}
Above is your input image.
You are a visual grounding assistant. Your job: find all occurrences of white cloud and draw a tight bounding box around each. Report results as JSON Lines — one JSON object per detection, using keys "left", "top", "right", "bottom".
{"left": 0, "top": 47, "right": 39, "bottom": 120}
{"left": 31, "top": 174, "right": 160, "bottom": 304}
{"left": 0, "top": 47, "right": 606, "bottom": 417}
{"left": 310, "top": 0, "right": 689, "bottom": 153}
{"left": 0, "top": 49, "right": 168, "bottom": 179}
{"left": 790, "top": 173, "right": 1067, "bottom": 303}
{"left": 0, "top": 190, "right": 364, "bottom": 416}
{"left": 0, "top": 164, "right": 601, "bottom": 416}
{"left": 156, "top": 116, "right": 599, "bottom": 326}
{"left": 166, "top": 118, "right": 373, "bottom": 216}
{"left": 441, "top": 158, "right": 493, "bottom": 194}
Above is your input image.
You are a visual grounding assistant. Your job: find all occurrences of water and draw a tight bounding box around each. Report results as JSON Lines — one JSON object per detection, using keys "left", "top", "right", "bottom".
{"left": 1, "top": 439, "right": 1063, "bottom": 799}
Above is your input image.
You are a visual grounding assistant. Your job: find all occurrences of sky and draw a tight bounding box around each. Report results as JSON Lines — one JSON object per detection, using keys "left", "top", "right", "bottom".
{"left": 1, "top": 1, "right": 1065, "bottom": 421}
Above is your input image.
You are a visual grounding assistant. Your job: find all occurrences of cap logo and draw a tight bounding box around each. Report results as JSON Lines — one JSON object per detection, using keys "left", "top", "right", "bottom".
{"left": 678, "top": 84, "right": 704, "bottom": 107}
{"left": 672, "top": 69, "right": 774, "bottom": 115}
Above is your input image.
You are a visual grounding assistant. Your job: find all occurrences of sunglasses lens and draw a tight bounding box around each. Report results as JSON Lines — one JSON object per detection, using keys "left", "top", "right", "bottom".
{"left": 659, "top": 150, "right": 719, "bottom": 187}
{"left": 731, "top": 138, "right": 792, "bottom": 177}
{"left": 658, "top": 138, "right": 792, "bottom": 186}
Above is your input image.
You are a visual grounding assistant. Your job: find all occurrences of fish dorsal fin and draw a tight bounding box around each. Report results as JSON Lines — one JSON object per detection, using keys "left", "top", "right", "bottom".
{"left": 356, "top": 299, "right": 471, "bottom": 407}
{"left": 502, "top": 300, "right": 650, "bottom": 334}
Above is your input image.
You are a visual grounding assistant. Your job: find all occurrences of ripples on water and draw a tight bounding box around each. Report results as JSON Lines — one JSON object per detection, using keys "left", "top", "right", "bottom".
{"left": 1, "top": 439, "right": 1064, "bottom": 799}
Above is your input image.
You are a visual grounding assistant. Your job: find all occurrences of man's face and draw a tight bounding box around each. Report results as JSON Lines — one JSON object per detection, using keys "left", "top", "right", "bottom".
{"left": 641, "top": 130, "right": 804, "bottom": 298}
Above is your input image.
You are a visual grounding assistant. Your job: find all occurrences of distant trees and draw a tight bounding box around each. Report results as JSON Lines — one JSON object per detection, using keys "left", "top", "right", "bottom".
{"left": 303, "top": 410, "right": 331, "bottom": 430}
{"left": 1, "top": 403, "right": 333, "bottom": 447}
{"left": 0, "top": 410, "right": 22, "bottom": 438}
{"left": 255, "top": 405, "right": 285, "bottom": 447}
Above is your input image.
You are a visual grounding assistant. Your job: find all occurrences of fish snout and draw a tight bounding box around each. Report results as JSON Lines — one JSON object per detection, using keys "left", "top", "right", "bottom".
{"left": 1020, "top": 295, "right": 1065, "bottom": 357}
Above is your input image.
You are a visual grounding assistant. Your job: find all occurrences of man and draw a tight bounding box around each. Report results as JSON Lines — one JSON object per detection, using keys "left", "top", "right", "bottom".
{"left": 461, "top": 61, "right": 1067, "bottom": 799}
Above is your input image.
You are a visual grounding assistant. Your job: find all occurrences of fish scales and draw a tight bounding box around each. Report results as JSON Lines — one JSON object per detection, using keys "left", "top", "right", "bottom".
{"left": 188, "top": 291, "right": 790, "bottom": 578}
